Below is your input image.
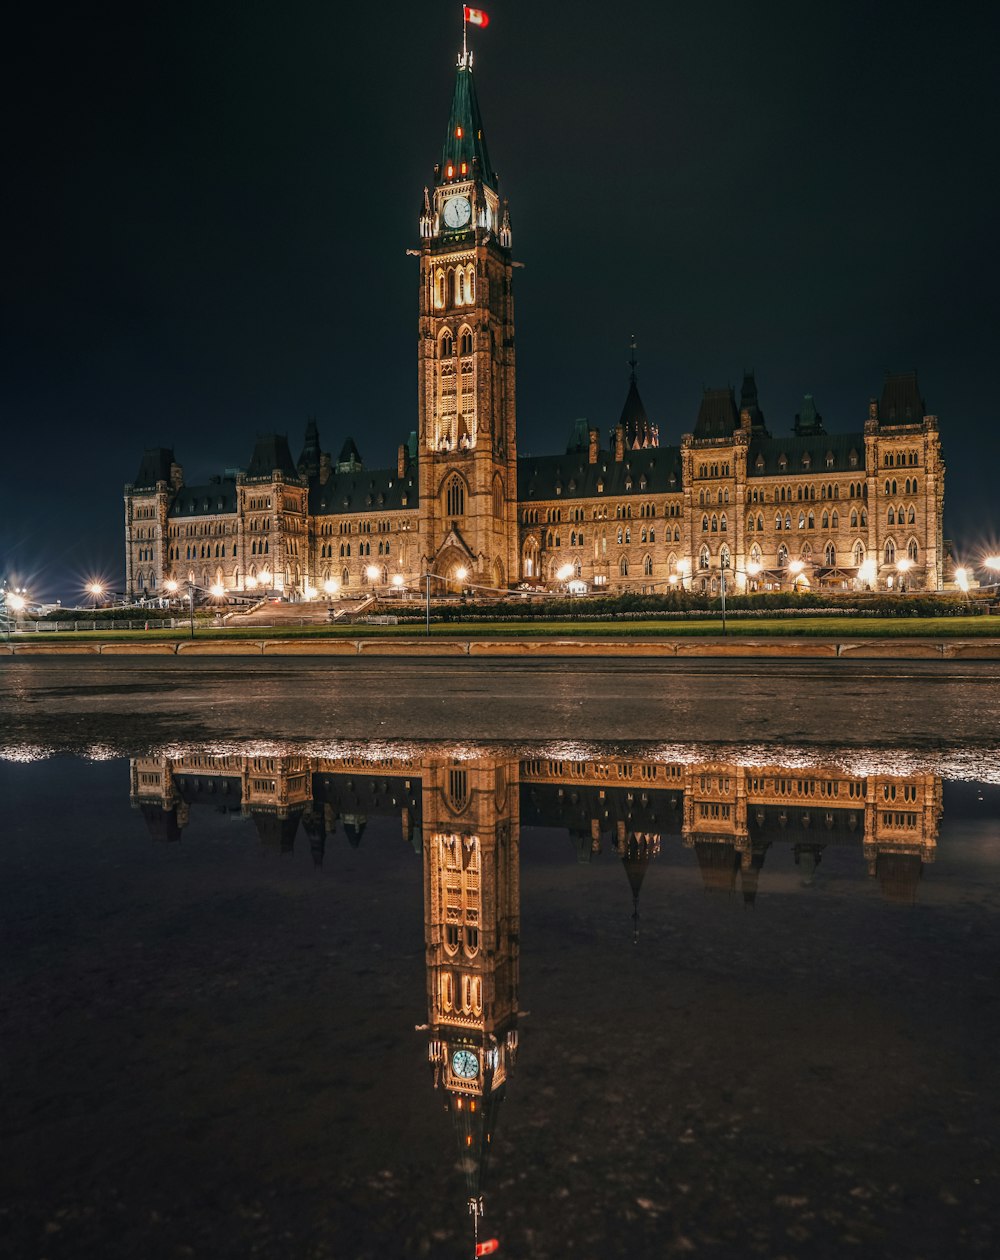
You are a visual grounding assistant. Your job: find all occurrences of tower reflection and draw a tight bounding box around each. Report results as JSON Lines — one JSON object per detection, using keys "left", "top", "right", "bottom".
{"left": 130, "top": 745, "right": 944, "bottom": 1249}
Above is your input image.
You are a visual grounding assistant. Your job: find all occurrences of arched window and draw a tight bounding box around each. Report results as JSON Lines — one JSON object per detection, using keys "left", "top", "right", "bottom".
{"left": 440, "top": 330, "right": 453, "bottom": 357}
{"left": 720, "top": 513, "right": 728, "bottom": 532}
{"left": 884, "top": 539, "right": 896, "bottom": 564}
{"left": 624, "top": 526, "right": 631, "bottom": 544}
{"left": 619, "top": 555, "right": 629, "bottom": 577}
{"left": 822, "top": 510, "right": 829, "bottom": 528}
{"left": 617, "top": 526, "right": 623, "bottom": 545}
{"left": 643, "top": 554, "right": 653, "bottom": 575}
{"left": 861, "top": 508, "right": 868, "bottom": 527}
{"left": 777, "top": 544, "right": 789, "bottom": 568}
{"left": 907, "top": 505, "right": 915, "bottom": 524}
{"left": 698, "top": 545, "right": 710, "bottom": 570}
{"left": 711, "top": 514, "right": 718, "bottom": 532}
{"left": 492, "top": 477, "right": 504, "bottom": 518}
{"left": 907, "top": 538, "right": 919, "bottom": 562}
{"left": 887, "top": 506, "right": 895, "bottom": 525}
{"left": 750, "top": 543, "right": 762, "bottom": 566}
{"left": 785, "top": 513, "right": 792, "bottom": 531}
{"left": 747, "top": 515, "right": 755, "bottom": 532}
{"left": 342, "top": 567, "right": 350, "bottom": 586}
{"left": 465, "top": 265, "right": 475, "bottom": 304}
{"left": 798, "top": 512, "right": 806, "bottom": 529}
{"left": 850, "top": 508, "right": 858, "bottom": 528}
{"left": 853, "top": 541, "right": 865, "bottom": 567}
{"left": 775, "top": 513, "right": 782, "bottom": 531}
{"left": 702, "top": 514, "right": 709, "bottom": 533}
{"left": 435, "top": 269, "right": 446, "bottom": 309}
{"left": 460, "top": 329, "right": 473, "bottom": 355}
{"left": 648, "top": 527, "right": 654, "bottom": 543}
{"left": 446, "top": 476, "right": 465, "bottom": 517}
{"left": 825, "top": 542, "right": 836, "bottom": 566}
{"left": 456, "top": 270, "right": 465, "bottom": 304}
{"left": 831, "top": 510, "right": 839, "bottom": 528}
{"left": 640, "top": 526, "right": 647, "bottom": 543}
{"left": 720, "top": 544, "right": 731, "bottom": 570}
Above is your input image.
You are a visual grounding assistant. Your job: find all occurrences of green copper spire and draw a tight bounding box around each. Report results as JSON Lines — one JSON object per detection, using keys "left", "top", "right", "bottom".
{"left": 438, "top": 52, "right": 495, "bottom": 189}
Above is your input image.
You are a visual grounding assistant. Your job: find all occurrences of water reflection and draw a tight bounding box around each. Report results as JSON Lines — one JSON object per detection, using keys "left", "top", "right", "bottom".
{"left": 124, "top": 746, "right": 953, "bottom": 1253}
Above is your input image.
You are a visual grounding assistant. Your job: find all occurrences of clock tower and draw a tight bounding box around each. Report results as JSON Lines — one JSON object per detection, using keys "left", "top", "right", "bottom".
{"left": 417, "top": 47, "right": 518, "bottom": 591}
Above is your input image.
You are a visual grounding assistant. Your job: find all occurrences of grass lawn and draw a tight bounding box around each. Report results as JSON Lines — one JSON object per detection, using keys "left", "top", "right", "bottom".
{"left": 7, "top": 615, "right": 1000, "bottom": 642}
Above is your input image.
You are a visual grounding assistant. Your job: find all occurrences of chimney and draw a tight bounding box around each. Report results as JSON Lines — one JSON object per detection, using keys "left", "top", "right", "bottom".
{"left": 398, "top": 443, "right": 408, "bottom": 479}
{"left": 614, "top": 424, "right": 625, "bottom": 462}
{"left": 169, "top": 462, "right": 183, "bottom": 490}
{"left": 869, "top": 398, "right": 879, "bottom": 424}
{"left": 588, "top": 427, "right": 600, "bottom": 465}
{"left": 319, "top": 452, "right": 332, "bottom": 485}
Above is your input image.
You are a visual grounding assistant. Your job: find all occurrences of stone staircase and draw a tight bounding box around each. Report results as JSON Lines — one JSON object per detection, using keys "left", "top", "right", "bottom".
{"left": 225, "top": 595, "right": 376, "bottom": 627}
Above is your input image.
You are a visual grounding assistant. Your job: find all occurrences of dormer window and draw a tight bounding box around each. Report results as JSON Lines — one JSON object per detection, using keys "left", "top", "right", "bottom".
{"left": 778, "top": 454, "right": 788, "bottom": 471}
{"left": 825, "top": 451, "right": 835, "bottom": 469}
{"left": 801, "top": 453, "right": 811, "bottom": 469}
{"left": 849, "top": 449, "right": 859, "bottom": 468}
{"left": 755, "top": 455, "right": 765, "bottom": 471}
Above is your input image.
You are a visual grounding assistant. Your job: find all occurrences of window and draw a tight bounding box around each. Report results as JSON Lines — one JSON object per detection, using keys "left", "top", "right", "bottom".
{"left": 619, "top": 556, "right": 629, "bottom": 577}
{"left": 699, "top": 545, "right": 710, "bottom": 570}
{"left": 460, "top": 329, "right": 473, "bottom": 355}
{"left": 884, "top": 539, "right": 896, "bottom": 564}
{"left": 777, "top": 544, "right": 788, "bottom": 568}
{"left": 446, "top": 476, "right": 465, "bottom": 516}
{"left": 825, "top": 542, "right": 836, "bottom": 566}
{"left": 907, "top": 538, "right": 919, "bottom": 562}
{"left": 853, "top": 541, "right": 865, "bottom": 567}
{"left": 440, "top": 331, "right": 453, "bottom": 357}
{"left": 643, "top": 553, "right": 653, "bottom": 576}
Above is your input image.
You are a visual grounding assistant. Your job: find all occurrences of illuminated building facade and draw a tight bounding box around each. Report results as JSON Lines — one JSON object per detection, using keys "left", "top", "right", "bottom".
{"left": 124, "top": 49, "right": 946, "bottom": 600}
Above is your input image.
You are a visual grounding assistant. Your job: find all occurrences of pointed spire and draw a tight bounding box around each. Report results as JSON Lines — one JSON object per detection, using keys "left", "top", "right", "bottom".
{"left": 617, "top": 340, "right": 659, "bottom": 450}
{"left": 438, "top": 51, "right": 495, "bottom": 189}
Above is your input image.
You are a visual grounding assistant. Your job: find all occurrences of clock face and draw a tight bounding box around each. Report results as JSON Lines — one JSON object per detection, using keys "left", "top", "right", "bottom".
{"left": 443, "top": 196, "right": 472, "bottom": 229}
{"left": 451, "top": 1048, "right": 480, "bottom": 1079}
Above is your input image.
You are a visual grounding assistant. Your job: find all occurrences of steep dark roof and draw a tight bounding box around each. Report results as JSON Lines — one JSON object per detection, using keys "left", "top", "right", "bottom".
{"left": 740, "top": 371, "right": 768, "bottom": 435}
{"left": 618, "top": 379, "right": 658, "bottom": 449}
{"left": 517, "top": 445, "right": 683, "bottom": 500}
{"left": 298, "top": 419, "right": 321, "bottom": 476}
{"left": 794, "top": 394, "right": 826, "bottom": 437}
{"left": 309, "top": 466, "right": 419, "bottom": 515}
{"left": 337, "top": 437, "right": 363, "bottom": 471}
{"left": 168, "top": 478, "right": 238, "bottom": 517}
{"left": 439, "top": 56, "right": 495, "bottom": 188}
{"left": 747, "top": 432, "right": 865, "bottom": 478}
{"left": 245, "top": 434, "right": 299, "bottom": 481}
{"left": 693, "top": 387, "right": 739, "bottom": 439}
{"left": 133, "top": 447, "right": 174, "bottom": 489}
{"left": 880, "top": 370, "right": 925, "bottom": 423}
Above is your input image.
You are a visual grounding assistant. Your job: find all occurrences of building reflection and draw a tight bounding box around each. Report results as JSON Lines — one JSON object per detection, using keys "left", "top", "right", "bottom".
{"left": 129, "top": 746, "right": 943, "bottom": 1249}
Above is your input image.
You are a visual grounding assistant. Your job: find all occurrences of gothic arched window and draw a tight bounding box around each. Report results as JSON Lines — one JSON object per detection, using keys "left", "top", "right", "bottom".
{"left": 446, "top": 476, "right": 465, "bottom": 517}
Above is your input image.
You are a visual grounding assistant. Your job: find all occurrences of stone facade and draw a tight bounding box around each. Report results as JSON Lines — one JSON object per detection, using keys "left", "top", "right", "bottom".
{"left": 124, "top": 53, "right": 946, "bottom": 601}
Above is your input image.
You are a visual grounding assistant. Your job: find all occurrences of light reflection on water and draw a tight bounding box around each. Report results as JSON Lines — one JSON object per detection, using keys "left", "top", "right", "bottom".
{"left": 3, "top": 743, "right": 1000, "bottom": 1259}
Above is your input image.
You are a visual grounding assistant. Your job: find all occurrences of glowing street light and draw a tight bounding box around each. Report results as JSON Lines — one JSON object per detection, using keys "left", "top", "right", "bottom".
{"left": 788, "top": 559, "right": 805, "bottom": 576}
{"left": 245, "top": 575, "right": 258, "bottom": 591}
{"left": 323, "top": 577, "right": 340, "bottom": 596}
{"left": 556, "top": 564, "right": 574, "bottom": 583}
{"left": 858, "top": 558, "right": 878, "bottom": 589}
{"left": 86, "top": 581, "right": 105, "bottom": 607}
{"left": 209, "top": 583, "right": 226, "bottom": 599}
{"left": 6, "top": 592, "right": 26, "bottom": 613}
{"left": 164, "top": 579, "right": 179, "bottom": 595}
{"left": 454, "top": 566, "right": 468, "bottom": 582}
{"left": 365, "top": 564, "right": 381, "bottom": 584}
{"left": 955, "top": 566, "right": 970, "bottom": 594}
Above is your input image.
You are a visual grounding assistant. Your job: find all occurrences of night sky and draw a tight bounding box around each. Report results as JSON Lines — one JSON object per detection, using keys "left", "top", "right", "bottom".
{"left": 5, "top": 0, "right": 999, "bottom": 601}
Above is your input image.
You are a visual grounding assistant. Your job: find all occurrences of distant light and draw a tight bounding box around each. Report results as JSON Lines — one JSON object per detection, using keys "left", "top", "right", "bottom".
{"left": 87, "top": 582, "right": 104, "bottom": 597}
{"left": 859, "top": 558, "right": 878, "bottom": 584}
{"left": 323, "top": 578, "right": 340, "bottom": 594}
{"left": 164, "top": 579, "right": 179, "bottom": 594}
{"left": 789, "top": 559, "right": 805, "bottom": 575}
{"left": 245, "top": 575, "right": 258, "bottom": 590}
{"left": 366, "top": 565, "right": 380, "bottom": 582}
{"left": 955, "top": 566, "right": 970, "bottom": 593}
{"left": 985, "top": 555, "right": 1000, "bottom": 571}
{"left": 260, "top": 570, "right": 272, "bottom": 585}
{"left": 677, "top": 559, "right": 690, "bottom": 575}
{"left": 668, "top": 574, "right": 679, "bottom": 585}
{"left": 210, "top": 583, "right": 225, "bottom": 598}
{"left": 745, "top": 561, "right": 762, "bottom": 576}
{"left": 455, "top": 126, "right": 463, "bottom": 138}
{"left": 303, "top": 584, "right": 316, "bottom": 600}
{"left": 556, "top": 564, "right": 574, "bottom": 581}
{"left": 7, "top": 593, "right": 26, "bottom": 612}
{"left": 392, "top": 574, "right": 404, "bottom": 587}
{"left": 896, "top": 557, "right": 913, "bottom": 573}
{"left": 455, "top": 566, "right": 468, "bottom": 581}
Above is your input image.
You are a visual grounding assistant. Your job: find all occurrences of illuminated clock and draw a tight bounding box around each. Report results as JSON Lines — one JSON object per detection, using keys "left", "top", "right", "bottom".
{"left": 442, "top": 196, "right": 472, "bottom": 229}
{"left": 451, "top": 1048, "right": 480, "bottom": 1078}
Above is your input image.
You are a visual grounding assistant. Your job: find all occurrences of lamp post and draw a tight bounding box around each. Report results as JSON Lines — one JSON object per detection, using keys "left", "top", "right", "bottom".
{"left": 896, "top": 556, "right": 913, "bottom": 592}
{"left": 87, "top": 581, "right": 105, "bottom": 608}
{"left": 424, "top": 567, "right": 466, "bottom": 636}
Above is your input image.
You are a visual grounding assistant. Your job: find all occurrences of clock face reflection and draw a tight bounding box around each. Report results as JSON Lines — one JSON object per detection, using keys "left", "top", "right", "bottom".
{"left": 451, "top": 1048, "right": 480, "bottom": 1078}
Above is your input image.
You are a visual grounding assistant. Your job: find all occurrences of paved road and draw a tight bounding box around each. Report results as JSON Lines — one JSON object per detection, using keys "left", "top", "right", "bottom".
{"left": 2, "top": 657, "right": 999, "bottom": 753}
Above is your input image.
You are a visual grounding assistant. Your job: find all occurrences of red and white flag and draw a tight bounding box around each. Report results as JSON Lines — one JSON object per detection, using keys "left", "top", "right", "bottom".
{"left": 464, "top": 6, "right": 490, "bottom": 27}
{"left": 474, "top": 1241, "right": 499, "bottom": 1257}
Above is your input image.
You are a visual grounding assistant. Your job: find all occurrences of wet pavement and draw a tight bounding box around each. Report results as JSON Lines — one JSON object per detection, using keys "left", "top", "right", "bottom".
{"left": 2, "top": 657, "right": 1000, "bottom": 752}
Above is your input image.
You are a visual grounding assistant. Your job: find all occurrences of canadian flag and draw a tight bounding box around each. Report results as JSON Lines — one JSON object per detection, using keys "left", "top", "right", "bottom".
{"left": 464, "top": 6, "right": 490, "bottom": 27}
{"left": 474, "top": 1242, "right": 499, "bottom": 1257}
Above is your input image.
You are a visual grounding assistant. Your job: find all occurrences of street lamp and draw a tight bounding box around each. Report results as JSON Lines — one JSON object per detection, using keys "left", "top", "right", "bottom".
{"left": 896, "top": 556, "right": 913, "bottom": 592}
{"left": 86, "top": 581, "right": 105, "bottom": 608}
{"left": 955, "top": 566, "right": 970, "bottom": 594}
{"left": 323, "top": 577, "right": 340, "bottom": 596}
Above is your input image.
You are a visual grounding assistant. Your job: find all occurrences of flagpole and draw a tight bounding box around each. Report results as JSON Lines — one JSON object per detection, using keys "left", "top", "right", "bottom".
{"left": 462, "top": 6, "right": 467, "bottom": 62}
